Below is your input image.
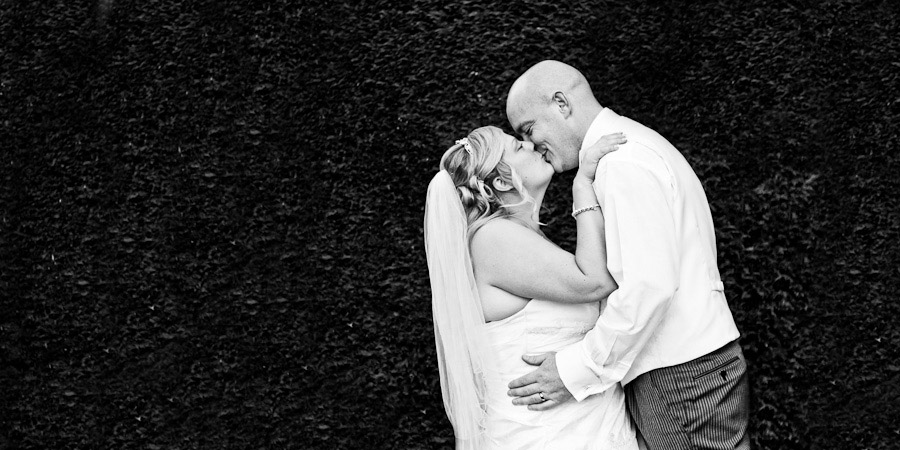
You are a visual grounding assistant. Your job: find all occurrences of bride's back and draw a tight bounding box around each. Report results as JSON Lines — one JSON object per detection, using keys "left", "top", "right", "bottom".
{"left": 470, "top": 218, "right": 538, "bottom": 322}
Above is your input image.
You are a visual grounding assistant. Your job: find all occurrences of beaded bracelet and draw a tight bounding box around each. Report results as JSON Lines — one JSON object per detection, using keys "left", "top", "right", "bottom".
{"left": 572, "top": 204, "right": 601, "bottom": 218}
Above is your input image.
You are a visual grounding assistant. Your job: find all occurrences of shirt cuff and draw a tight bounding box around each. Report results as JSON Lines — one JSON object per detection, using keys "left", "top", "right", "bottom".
{"left": 556, "top": 342, "right": 604, "bottom": 402}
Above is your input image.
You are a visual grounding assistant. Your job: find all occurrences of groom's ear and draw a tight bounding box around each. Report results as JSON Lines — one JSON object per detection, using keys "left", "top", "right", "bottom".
{"left": 552, "top": 92, "right": 572, "bottom": 118}
{"left": 491, "top": 177, "right": 513, "bottom": 192}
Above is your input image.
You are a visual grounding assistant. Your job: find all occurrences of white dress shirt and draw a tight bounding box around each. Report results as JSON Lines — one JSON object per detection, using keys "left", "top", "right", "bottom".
{"left": 556, "top": 108, "right": 740, "bottom": 401}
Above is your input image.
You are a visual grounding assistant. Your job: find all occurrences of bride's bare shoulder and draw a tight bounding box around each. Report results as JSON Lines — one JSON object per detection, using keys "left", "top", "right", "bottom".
{"left": 470, "top": 219, "right": 534, "bottom": 253}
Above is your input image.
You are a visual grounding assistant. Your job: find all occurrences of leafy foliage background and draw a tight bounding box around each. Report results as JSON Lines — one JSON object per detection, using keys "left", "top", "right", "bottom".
{"left": 2, "top": 0, "right": 899, "bottom": 449}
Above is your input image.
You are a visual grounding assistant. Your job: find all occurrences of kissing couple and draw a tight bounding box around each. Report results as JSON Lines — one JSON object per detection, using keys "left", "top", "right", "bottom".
{"left": 424, "top": 61, "right": 750, "bottom": 449}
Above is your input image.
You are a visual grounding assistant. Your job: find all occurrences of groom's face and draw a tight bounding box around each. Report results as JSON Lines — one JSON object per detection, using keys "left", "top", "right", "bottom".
{"left": 507, "top": 101, "right": 579, "bottom": 173}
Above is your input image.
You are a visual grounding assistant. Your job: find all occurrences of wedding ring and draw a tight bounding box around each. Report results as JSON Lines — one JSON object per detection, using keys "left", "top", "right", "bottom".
{"left": 538, "top": 392, "right": 546, "bottom": 402}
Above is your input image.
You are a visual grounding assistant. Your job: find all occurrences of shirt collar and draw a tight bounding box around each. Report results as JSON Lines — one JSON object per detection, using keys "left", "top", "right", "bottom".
{"left": 580, "top": 107, "right": 620, "bottom": 154}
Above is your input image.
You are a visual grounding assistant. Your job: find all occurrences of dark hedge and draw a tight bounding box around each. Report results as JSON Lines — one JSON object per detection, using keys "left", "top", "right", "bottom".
{"left": 2, "top": 1, "right": 899, "bottom": 449}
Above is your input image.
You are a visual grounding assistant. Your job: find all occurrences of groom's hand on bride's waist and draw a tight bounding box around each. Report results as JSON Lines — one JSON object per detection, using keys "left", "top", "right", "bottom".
{"left": 507, "top": 352, "right": 575, "bottom": 411}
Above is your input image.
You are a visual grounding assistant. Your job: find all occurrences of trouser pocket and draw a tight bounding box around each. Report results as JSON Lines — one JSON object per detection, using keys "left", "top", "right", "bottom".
{"left": 692, "top": 355, "right": 740, "bottom": 380}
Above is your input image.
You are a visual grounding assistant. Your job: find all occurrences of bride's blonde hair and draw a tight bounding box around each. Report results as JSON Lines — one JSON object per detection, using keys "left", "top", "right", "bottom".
{"left": 439, "top": 126, "right": 536, "bottom": 238}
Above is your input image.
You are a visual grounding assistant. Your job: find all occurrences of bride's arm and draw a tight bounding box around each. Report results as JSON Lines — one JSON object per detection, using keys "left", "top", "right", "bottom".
{"left": 470, "top": 133, "right": 625, "bottom": 304}
{"left": 570, "top": 133, "right": 624, "bottom": 299}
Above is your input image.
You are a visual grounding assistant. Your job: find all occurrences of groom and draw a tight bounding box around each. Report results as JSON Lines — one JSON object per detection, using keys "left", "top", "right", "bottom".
{"left": 505, "top": 60, "right": 749, "bottom": 449}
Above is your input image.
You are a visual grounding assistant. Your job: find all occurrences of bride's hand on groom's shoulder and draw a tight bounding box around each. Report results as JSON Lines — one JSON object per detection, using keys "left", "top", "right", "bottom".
{"left": 576, "top": 132, "right": 627, "bottom": 183}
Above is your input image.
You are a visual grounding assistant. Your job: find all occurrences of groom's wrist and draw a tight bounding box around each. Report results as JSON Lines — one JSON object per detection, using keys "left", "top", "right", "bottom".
{"left": 556, "top": 345, "right": 602, "bottom": 402}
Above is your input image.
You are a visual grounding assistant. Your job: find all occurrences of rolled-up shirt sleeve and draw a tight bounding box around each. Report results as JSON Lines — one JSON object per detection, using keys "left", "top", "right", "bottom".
{"left": 556, "top": 156, "right": 680, "bottom": 400}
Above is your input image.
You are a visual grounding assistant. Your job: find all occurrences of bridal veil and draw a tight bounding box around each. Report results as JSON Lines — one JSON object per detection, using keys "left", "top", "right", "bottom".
{"left": 424, "top": 170, "right": 492, "bottom": 449}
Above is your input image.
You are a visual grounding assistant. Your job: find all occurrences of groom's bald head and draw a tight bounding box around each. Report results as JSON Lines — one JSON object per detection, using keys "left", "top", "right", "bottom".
{"left": 505, "top": 61, "right": 603, "bottom": 172}
{"left": 506, "top": 60, "right": 594, "bottom": 117}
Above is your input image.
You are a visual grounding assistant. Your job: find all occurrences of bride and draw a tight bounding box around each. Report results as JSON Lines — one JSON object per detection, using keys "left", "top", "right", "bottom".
{"left": 424, "top": 125, "right": 638, "bottom": 449}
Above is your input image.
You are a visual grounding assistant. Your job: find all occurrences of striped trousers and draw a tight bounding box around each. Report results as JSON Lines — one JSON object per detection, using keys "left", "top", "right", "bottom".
{"left": 624, "top": 339, "right": 750, "bottom": 450}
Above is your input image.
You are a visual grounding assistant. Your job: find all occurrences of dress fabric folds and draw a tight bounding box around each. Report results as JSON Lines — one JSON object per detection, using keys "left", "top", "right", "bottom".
{"left": 482, "top": 299, "right": 638, "bottom": 450}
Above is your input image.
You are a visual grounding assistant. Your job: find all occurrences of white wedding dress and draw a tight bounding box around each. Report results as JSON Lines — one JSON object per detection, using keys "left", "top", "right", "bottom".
{"left": 481, "top": 299, "right": 638, "bottom": 450}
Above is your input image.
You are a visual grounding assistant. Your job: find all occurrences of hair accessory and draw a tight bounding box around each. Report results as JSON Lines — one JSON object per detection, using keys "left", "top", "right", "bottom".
{"left": 455, "top": 138, "right": 473, "bottom": 155}
{"left": 572, "top": 204, "right": 601, "bottom": 218}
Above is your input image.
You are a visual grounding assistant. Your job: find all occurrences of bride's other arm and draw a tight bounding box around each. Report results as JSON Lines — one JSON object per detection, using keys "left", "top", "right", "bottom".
{"left": 470, "top": 133, "right": 625, "bottom": 304}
